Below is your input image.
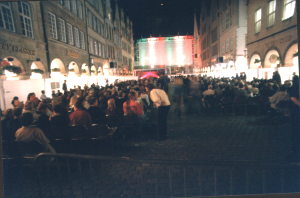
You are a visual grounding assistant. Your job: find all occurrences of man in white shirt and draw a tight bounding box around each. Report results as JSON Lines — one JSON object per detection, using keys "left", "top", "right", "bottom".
{"left": 146, "top": 84, "right": 171, "bottom": 140}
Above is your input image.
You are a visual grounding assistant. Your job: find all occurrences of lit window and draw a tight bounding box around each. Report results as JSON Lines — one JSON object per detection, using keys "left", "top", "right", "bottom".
{"left": 74, "top": 27, "right": 80, "bottom": 48}
{"left": 89, "top": 37, "right": 94, "bottom": 54}
{"left": 80, "top": 31, "right": 85, "bottom": 49}
{"left": 65, "top": 0, "right": 70, "bottom": 10}
{"left": 94, "top": 41, "right": 98, "bottom": 55}
{"left": 67, "top": 23, "right": 74, "bottom": 45}
{"left": 282, "top": 0, "right": 295, "bottom": 20}
{"left": 255, "top": 8, "right": 261, "bottom": 33}
{"left": 0, "top": 2, "right": 15, "bottom": 32}
{"left": 102, "top": 44, "right": 105, "bottom": 58}
{"left": 78, "top": 1, "right": 83, "bottom": 19}
{"left": 59, "top": 0, "right": 64, "bottom": 6}
{"left": 57, "top": 18, "right": 66, "bottom": 42}
{"left": 268, "top": 0, "right": 276, "bottom": 26}
{"left": 18, "top": 2, "right": 33, "bottom": 38}
{"left": 98, "top": 43, "right": 102, "bottom": 57}
{"left": 70, "top": 0, "right": 77, "bottom": 15}
{"left": 48, "top": 12, "right": 57, "bottom": 39}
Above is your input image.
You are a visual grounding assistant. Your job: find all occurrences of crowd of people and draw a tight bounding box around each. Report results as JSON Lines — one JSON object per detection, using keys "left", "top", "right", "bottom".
{"left": 1, "top": 72, "right": 300, "bottom": 157}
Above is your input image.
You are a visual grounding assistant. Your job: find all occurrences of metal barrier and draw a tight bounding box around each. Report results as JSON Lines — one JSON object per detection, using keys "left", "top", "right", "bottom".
{"left": 3, "top": 153, "right": 300, "bottom": 198}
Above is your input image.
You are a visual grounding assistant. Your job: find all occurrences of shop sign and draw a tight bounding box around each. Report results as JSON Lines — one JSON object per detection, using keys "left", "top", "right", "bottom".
{"left": 66, "top": 50, "right": 80, "bottom": 59}
{"left": 0, "top": 42, "right": 35, "bottom": 56}
{"left": 92, "top": 58, "right": 102, "bottom": 64}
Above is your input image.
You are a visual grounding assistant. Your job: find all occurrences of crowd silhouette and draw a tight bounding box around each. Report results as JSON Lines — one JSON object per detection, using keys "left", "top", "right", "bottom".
{"left": 1, "top": 73, "right": 300, "bottom": 157}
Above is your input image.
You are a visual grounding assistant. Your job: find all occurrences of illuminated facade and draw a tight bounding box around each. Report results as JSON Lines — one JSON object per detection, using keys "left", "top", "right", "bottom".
{"left": 0, "top": 0, "right": 134, "bottom": 109}
{"left": 135, "top": 36, "right": 194, "bottom": 74}
{"left": 196, "top": 0, "right": 298, "bottom": 81}
{"left": 247, "top": 0, "right": 298, "bottom": 81}
{"left": 0, "top": 1, "right": 133, "bottom": 79}
{"left": 197, "top": 0, "right": 248, "bottom": 77}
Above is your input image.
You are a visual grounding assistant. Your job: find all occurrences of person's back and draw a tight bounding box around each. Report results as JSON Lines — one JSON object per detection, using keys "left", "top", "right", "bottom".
{"left": 87, "top": 97, "right": 106, "bottom": 125}
{"left": 69, "top": 99, "right": 92, "bottom": 128}
{"left": 15, "top": 112, "right": 55, "bottom": 153}
{"left": 1, "top": 109, "right": 18, "bottom": 142}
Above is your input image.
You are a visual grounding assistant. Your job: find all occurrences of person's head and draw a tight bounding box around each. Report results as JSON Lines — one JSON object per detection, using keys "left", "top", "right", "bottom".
{"left": 11, "top": 96, "right": 20, "bottom": 107}
{"left": 53, "top": 104, "right": 66, "bottom": 114}
{"left": 24, "top": 101, "right": 34, "bottom": 111}
{"left": 27, "top": 92, "right": 36, "bottom": 101}
{"left": 4, "top": 109, "right": 14, "bottom": 119}
{"left": 41, "top": 90, "right": 45, "bottom": 94}
{"left": 128, "top": 91, "right": 137, "bottom": 100}
{"left": 87, "top": 97, "right": 98, "bottom": 106}
{"left": 107, "top": 98, "right": 116, "bottom": 110}
{"left": 146, "top": 84, "right": 154, "bottom": 92}
{"left": 21, "top": 112, "right": 34, "bottom": 127}
{"left": 74, "top": 97, "right": 84, "bottom": 110}
{"left": 37, "top": 102, "right": 48, "bottom": 113}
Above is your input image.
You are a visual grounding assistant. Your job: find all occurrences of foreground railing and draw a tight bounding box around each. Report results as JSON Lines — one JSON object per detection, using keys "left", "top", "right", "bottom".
{"left": 3, "top": 153, "right": 300, "bottom": 198}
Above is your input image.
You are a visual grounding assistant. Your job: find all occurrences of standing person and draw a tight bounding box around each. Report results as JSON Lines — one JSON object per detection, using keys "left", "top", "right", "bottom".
{"left": 62, "top": 80, "right": 68, "bottom": 92}
{"left": 40, "top": 90, "right": 48, "bottom": 101}
{"left": 157, "top": 73, "right": 170, "bottom": 93}
{"left": 146, "top": 84, "right": 171, "bottom": 140}
{"left": 287, "top": 77, "right": 300, "bottom": 162}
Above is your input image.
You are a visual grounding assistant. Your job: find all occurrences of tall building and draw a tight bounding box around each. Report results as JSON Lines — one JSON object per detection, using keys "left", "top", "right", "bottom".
{"left": 135, "top": 36, "right": 194, "bottom": 74}
{"left": 196, "top": 0, "right": 298, "bottom": 81}
{"left": 0, "top": 1, "right": 48, "bottom": 79}
{"left": 197, "top": 0, "right": 248, "bottom": 77}
{"left": 0, "top": 0, "right": 134, "bottom": 109}
{"left": 247, "top": 0, "right": 298, "bottom": 81}
{"left": 193, "top": 14, "right": 202, "bottom": 72}
{"left": 0, "top": 0, "right": 134, "bottom": 79}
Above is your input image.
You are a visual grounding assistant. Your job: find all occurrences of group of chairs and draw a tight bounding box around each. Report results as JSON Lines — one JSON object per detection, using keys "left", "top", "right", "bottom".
{"left": 2, "top": 118, "right": 157, "bottom": 157}
{"left": 201, "top": 95, "right": 271, "bottom": 116}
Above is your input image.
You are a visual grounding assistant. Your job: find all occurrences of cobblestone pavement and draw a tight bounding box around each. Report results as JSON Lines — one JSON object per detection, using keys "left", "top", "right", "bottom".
{"left": 4, "top": 113, "right": 296, "bottom": 198}
{"left": 121, "top": 113, "right": 291, "bottom": 163}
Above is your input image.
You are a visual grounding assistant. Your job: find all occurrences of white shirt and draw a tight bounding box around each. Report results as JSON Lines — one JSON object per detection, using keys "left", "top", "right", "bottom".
{"left": 15, "top": 126, "right": 56, "bottom": 153}
{"left": 149, "top": 89, "right": 171, "bottom": 108}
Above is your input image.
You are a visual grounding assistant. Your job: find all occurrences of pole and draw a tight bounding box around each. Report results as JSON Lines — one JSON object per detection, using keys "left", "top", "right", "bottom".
{"left": 297, "top": 0, "right": 300, "bottom": 99}
{"left": 0, "top": 119, "right": 4, "bottom": 198}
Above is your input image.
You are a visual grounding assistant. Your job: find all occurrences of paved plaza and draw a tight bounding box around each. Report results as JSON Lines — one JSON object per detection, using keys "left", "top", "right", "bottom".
{"left": 107, "top": 112, "right": 291, "bottom": 163}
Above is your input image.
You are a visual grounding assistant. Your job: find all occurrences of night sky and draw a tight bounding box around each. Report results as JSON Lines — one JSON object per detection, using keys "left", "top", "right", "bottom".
{"left": 118, "top": 0, "right": 202, "bottom": 39}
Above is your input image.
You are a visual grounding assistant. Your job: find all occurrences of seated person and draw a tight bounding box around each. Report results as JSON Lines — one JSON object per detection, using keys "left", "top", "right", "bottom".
{"left": 87, "top": 97, "right": 106, "bottom": 125}
{"left": 123, "top": 91, "right": 144, "bottom": 117}
{"left": 50, "top": 104, "right": 69, "bottom": 139}
{"left": 69, "top": 98, "right": 92, "bottom": 128}
{"left": 15, "top": 112, "right": 56, "bottom": 153}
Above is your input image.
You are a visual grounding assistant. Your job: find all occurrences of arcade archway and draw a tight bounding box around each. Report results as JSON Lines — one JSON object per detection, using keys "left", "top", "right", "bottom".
{"left": 0, "top": 56, "right": 25, "bottom": 80}
{"left": 264, "top": 49, "right": 280, "bottom": 68}
{"left": 249, "top": 54, "right": 262, "bottom": 69}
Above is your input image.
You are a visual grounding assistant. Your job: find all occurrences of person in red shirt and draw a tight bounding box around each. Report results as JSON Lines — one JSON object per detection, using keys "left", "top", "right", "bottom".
{"left": 123, "top": 91, "right": 144, "bottom": 117}
{"left": 69, "top": 98, "right": 92, "bottom": 129}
